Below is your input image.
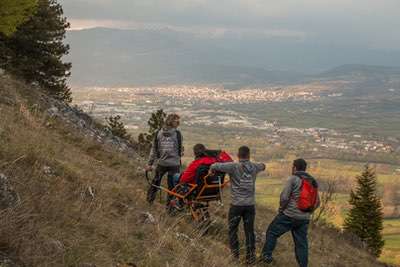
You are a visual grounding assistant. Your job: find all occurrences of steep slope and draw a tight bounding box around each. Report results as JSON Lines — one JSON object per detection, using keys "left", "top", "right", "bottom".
{"left": 0, "top": 75, "right": 388, "bottom": 266}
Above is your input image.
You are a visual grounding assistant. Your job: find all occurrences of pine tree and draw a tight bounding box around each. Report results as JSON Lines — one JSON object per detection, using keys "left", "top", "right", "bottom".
{"left": 147, "top": 109, "right": 167, "bottom": 138}
{"left": 106, "top": 115, "right": 130, "bottom": 140}
{"left": 343, "top": 165, "right": 384, "bottom": 257}
{"left": 138, "top": 109, "right": 166, "bottom": 156}
{"left": 0, "top": 0, "right": 71, "bottom": 102}
{"left": 0, "top": 0, "right": 37, "bottom": 36}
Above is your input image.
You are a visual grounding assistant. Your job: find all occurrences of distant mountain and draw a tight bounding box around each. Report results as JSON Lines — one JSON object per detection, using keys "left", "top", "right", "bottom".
{"left": 312, "top": 64, "right": 400, "bottom": 96}
{"left": 318, "top": 64, "right": 400, "bottom": 79}
{"left": 65, "top": 27, "right": 400, "bottom": 87}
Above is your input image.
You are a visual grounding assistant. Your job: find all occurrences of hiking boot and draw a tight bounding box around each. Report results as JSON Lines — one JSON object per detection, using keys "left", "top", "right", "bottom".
{"left": 259, "top": 255, "right": 273, "bottom": 265}
{"left": 246, "top": 252, "right": 256, "bottom": 265}
{"left": 146, "top": 186, "right": 157, "bottom": 204}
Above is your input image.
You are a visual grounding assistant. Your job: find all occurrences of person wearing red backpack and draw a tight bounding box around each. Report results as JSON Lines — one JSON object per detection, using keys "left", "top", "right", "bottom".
{"left": 261, "top": 158, "right": 319, "bottom": 267}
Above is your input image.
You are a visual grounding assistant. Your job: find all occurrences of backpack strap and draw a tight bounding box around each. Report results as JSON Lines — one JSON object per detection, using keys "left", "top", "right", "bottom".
{"left": 294, "top": 172, "right": 318, "bottom": 188}
{"left": 153, "top": 130, "right": 160, "bottom": 158}
{"left": 176, "top": 130, "right": 182, "bottom": 156}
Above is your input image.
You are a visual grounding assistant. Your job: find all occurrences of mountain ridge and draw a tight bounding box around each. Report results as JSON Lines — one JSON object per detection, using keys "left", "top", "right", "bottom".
{"left": 65, "top": 27, "right": 400, "bottom": 87}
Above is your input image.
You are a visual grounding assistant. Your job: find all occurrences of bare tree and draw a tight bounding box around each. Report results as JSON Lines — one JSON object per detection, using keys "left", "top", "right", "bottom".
{"left": 312, "top": 178, "right": 337, "bottom": 224}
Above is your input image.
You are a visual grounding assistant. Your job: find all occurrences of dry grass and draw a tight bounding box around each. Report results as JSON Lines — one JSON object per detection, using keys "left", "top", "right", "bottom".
{"left": 0, "top": 75, "right": 389, "bottom": 267}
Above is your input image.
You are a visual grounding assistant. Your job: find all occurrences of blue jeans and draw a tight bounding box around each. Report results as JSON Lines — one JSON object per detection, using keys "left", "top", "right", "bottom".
{"left": 262, "top": 213, "right": 309, "bottom": 267}
{"left": 147, "top": 165, "right": 180, "bottom": 204}
{"left": 172, "top": 173, "right": 181, "bottom": 186}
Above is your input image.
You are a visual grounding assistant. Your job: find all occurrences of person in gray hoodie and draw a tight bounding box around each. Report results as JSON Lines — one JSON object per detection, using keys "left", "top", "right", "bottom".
{"left": 209, "top": 146, "right": 266, "bottom": 265}
{"left": 145, "top": 114, "right": 183, "bottom": 205}
{"left": 261, "top": 158, "right": 320, "bottom": 267}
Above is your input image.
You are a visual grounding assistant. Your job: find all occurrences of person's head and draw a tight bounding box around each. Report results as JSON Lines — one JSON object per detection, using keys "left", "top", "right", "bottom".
{"left": 238, "top": 146, "right": 250, "bottom": 160}
{"left": 193, "top": 143, "right": 206, "bottom": 158}
{"left": 292, "top": 158, "right": 307, "bottom": 174}
{"left": 164, "top": 114, "right": 180, "bottom": 129}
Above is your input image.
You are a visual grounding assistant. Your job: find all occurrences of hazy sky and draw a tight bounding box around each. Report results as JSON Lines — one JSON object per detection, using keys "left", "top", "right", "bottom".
{"left": 60, "top": 0, "right": 400, "bottom": 50}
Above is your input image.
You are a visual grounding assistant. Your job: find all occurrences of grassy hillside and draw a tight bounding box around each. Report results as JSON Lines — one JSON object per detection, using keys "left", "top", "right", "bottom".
{"left": 257, "top": 159, "right": 400, "bottom": 266}
{"left": 0, "top": 75, "right": 389, "bottom": 266}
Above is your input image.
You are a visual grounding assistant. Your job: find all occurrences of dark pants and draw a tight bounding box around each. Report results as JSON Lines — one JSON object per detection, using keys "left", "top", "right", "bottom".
{"left": 147, "top": 165, "right": 180, "bottom": 204}
{"left": 262, "top": 213, "right": 309, "bottom": 267}
{"left": 228, "top": 205, "right": 256, "bottom": 264}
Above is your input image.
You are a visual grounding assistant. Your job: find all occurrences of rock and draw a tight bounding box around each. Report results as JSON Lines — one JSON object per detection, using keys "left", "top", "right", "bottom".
{"left": 139, "top": 211, "right": 156, "bottom": 224}
{"left": 80, "top": 186, "right": 96, "bottom": 201}
{"left": 47, "top": 106, "right": 59, "bottom": 117}
{"left": 43, "top": 94, "right": 138, "bottom": 159}
{"left": 0, "top": 173, "right": 20, "bottom": 210}
{"left": 117, "top": 263, "right": 137, "bottom": 267}
{"left": 86, "top": 186, "right": 95, "bottom": 200}
{"left": 47, "top": 239, "right": 65, "bottom": 253}
{"left": 0, "top": 252, "right": 21, "bottom": 267}
{"left": 0, "top": 96, "right": 15, "bottom": 106}
{"left": 77, "top": 119, "right": 86, "bottom": 128}
{"left": 78, "top": 263, "right": 96, "bottom": 267}
{"left": 175, "top": 232, "right": 193, "bottom": 243}
{"left": 43, "top": 165, "right": 53, "bottom": 175}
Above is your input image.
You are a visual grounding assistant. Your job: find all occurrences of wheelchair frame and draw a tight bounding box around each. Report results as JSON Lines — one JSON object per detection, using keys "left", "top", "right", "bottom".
{"left": 145, "top": 170, "right": 229, "bottom": 222}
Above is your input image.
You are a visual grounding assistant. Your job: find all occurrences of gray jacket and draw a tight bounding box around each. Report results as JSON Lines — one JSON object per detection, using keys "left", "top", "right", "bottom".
{"left": 210, "top": 159, "right": 266, "bottom": 206}
{"left": 280, "top": 171, "right": 320, "bottom": 220}
{"left": 148, "top": 128, "right": 182, "bottom": 167}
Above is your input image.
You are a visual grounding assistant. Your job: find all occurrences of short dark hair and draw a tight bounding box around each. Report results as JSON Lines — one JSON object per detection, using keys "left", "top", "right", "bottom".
{"left": 193, "top": 144, "right": 206, "bottom": 158}
{"left": 293, "top": 158, "right": 307, "bottom": 171}
{"left": 238, "top": 146, "right": 250, "bottom": 159}
{"left": 164, "top": 113, "right": 180, "bottom": 127}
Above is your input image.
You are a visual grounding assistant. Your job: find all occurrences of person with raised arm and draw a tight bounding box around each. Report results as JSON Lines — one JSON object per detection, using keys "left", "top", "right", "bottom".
{"left": 209, "top": 146, "right": 266, "bottom": 265}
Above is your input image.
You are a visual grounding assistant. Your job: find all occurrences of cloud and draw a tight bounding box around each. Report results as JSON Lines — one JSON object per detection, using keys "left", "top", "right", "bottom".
{"left": 60, "top": 0, "right": 400, "bottom": 49}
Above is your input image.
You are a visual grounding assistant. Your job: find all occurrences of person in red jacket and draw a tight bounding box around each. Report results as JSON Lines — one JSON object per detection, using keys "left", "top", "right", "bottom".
{"left": 169, "top": 144, "right": 232, "bottom": 212}
{"left": 179, "top": 144, "right": 232, "bottom": 184}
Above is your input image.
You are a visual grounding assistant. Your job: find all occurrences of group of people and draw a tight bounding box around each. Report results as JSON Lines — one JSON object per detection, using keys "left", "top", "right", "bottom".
{"left": 144, "top": 113, "right": 320, "bottom": 267}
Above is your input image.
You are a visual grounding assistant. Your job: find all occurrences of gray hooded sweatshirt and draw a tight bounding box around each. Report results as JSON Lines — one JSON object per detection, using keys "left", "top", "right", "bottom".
{"left": 148, "top": 128, "right": 182, "bottom": 167}
{"left": 210, "top": 159, "right": 266, "bottom": 206}
{"left": 279, "top": 171, "right": 320, "bottom": 220}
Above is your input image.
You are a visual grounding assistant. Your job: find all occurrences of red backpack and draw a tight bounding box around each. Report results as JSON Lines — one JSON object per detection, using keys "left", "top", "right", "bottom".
{"left": 296, "top": 174, "right": 319, "bottom": 212}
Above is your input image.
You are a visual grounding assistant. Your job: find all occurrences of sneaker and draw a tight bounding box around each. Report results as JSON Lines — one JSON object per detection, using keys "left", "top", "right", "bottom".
{"left": 174, "top": 200, "right": 184, "bottom": 211}
{"left": 166, "top": 204, "right": 179, "bottom": 216}
{"left": 168, "top": 199, "right": 184, "bottom": 212}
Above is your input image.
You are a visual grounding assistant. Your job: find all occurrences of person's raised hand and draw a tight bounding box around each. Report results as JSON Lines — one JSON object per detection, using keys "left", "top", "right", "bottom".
{"left": 145, "top": 165, "right": 153, "bottom": 172}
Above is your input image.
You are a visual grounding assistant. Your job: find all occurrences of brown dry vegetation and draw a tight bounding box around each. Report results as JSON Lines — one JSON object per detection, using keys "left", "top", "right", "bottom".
{"left": 0, "top": 75, "right": 389, "bottom": 266}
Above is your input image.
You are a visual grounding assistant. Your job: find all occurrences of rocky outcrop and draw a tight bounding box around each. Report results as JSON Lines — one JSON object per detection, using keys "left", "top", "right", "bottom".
{"left": 0, "top": 173, "right": 20, "bottom": 210}
{"left": 44, "top": 95, "right": 139, "bottom": 159}
{"left": 0, "top": 252, "right": 21, "bottom": 267}
{"left": 1, "top": 75, "right": 139, "bottom": 160}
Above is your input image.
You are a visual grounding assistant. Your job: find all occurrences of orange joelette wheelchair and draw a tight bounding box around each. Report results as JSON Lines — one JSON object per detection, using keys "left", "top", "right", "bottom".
{"left": 146, "top": 165, "right": 229, "bottom": 222}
